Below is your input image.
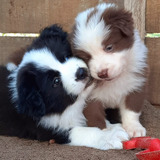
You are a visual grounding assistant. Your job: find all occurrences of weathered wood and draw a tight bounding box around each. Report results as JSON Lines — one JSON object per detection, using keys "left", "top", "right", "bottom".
{"left": 146, "top": 38, "right": 160, "bottom": 105}
{"left": 124, "top": 0, "right": 146, "bottom": 40}
{"left": 0, "top": 0, "right": 124, "bottom": 33}
{"left": 146, "top": 0, "right": 160, "bottom": 33}
{"left": 0, "top": 37, "right": 34, "bottom": 65}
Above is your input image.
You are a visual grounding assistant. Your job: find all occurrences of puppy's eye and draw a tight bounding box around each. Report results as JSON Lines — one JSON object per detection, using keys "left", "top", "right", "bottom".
{"left": 105, "top": 44, "right": 113, "bottom": 52}
{"left": 53, "top": 77, "right": 61, "bottom": 87}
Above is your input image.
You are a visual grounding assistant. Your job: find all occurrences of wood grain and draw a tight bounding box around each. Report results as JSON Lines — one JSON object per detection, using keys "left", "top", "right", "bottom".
{"left": 0, "top": 0, "right": 124, "bottom": 33}
{"left": 0, "top": 37, "right": 34, "bottom": 65}
{"left": 146, "top": 0, "right": 160, "bottom": 33}
{"left": 124, "top": 0, "right": 146, "bottom": 40}
{"left": 146, "top": 38, "right": 160, "bottom": 105}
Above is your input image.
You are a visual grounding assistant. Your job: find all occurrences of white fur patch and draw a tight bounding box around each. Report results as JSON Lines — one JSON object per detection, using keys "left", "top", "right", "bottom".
{"left": 74, "top": 4, "right": 115, "bottom": 53}
{"left": 69, "top": 122, "right": 129, "bottom": 150}
{"left": 120, "top": 106, "right": 146, "bottom": 137}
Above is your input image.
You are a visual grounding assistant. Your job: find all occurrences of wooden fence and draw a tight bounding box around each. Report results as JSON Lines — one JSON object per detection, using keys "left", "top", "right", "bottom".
{"left": 146, "top": 0, "right": 160, "bottom": 106}
{"left": 0, "top": 0, "right": 160, "bottom": 106}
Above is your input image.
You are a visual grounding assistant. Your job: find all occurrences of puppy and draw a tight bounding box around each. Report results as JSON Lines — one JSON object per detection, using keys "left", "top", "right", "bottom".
{"left": 0, "top": 25, "right": 129, "bottom": 150}
{"left": 71, "top": 3, "right": 148, "bottom": 138}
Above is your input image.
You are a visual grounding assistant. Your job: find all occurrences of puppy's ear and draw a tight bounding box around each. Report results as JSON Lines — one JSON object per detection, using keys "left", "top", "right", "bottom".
{"left": 40, "top": 24, "right": 67, "bottom": 41}
{"left": 102, "top": 8, "right": 134, "bottom": 36}
{"left": 17, "top": 64, "right": 45, "bottom": 118}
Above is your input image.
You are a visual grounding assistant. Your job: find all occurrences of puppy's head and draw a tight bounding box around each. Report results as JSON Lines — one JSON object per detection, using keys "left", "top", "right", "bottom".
{"left": 71, "top": 3, "right": 134, "bottom": 81}
{"left": 9, "top": 25, "right": 89, "bottom": 118}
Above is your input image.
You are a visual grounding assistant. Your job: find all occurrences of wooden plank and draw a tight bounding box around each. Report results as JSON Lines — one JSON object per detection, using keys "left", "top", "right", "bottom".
{"left": 146, "top": 38, "right": 160, "bottom": 105}
{"left": 0, "top": 0, "right": 124, "bottom": 33}
{"left": 0, "top": 37, "right": 34, "bottom": 65}
{"left": 146, "top": 0, "right": 160, "bottom": 33}
{"left": 124, "top": 0, "right": 146, "bottom": 40}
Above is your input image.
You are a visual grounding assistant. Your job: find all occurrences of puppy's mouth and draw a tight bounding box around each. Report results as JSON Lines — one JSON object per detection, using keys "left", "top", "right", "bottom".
{"left": 104, "top": 78, "right": 114, "bottom": 81}
{"left": 96, "top": 73, "right": 121, "bottom": 82}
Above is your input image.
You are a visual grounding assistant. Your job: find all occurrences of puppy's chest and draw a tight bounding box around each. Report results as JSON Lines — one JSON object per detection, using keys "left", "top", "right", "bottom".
{"left": 90, "top": 74, "right": 145, "bottom": 108}
{"left": 90, "top": 84, "right": 125, "bottom": 108}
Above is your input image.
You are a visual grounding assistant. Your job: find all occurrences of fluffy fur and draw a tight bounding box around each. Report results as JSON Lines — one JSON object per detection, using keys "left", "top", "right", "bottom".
{"left": 0, "top": 25, "right": 129, "bottom": 150}
{"left": 71, "top": 3, "right": 148, "bottom": 137}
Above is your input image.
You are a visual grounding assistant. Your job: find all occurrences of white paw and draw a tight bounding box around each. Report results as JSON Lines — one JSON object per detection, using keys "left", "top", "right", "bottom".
{"left": 123, "top": 122, "right": 146, "bottom": 138}
{"left": 69, "top": 126, "right": 129, "bottom": 150}
{"left": 100, "top": 124, "right": 129, "bottom": 150}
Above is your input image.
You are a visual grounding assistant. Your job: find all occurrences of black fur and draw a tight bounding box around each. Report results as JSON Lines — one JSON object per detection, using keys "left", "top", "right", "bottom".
{"left": 27, "top": 25, "right": 72, "bottom": 63}
{"left": 0, "top": 66, "right": 70, "bottom": 143}
{"left": 0, "top": 25, "right": 80, "bottom": 143}
{"left": 16, "top": 63, "right": 77, "bottom": 118}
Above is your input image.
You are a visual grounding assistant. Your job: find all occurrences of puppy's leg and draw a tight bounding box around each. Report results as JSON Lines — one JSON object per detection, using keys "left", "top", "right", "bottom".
{"left": 69, "top": 125, "right": 129, "bottom": 150}
{"left": 120, "top": 90, "right": 146, "bottom": 138}
{"left": 83, "top": 100, "right": 106, "bottom": 129}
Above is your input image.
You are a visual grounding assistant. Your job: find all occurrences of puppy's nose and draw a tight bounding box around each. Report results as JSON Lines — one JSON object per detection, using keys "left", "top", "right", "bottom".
{"left": 98, "top": 69, "right": 108, "bottom": 79}
{"left": 76, "top": 68, "right": 88, "bottom": 80}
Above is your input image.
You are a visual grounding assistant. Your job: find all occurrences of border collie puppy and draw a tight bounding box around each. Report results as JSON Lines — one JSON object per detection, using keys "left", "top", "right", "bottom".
{"left": 71, "top": 3, "right": 148, "bottom": 138}
{"left": 0, "top": 25, "right": 129, "bottom": 150}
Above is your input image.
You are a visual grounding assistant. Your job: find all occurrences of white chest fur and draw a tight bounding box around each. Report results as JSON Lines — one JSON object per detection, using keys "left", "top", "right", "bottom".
{"left": 90, "top": 71, "right": 146, "bottom": 108}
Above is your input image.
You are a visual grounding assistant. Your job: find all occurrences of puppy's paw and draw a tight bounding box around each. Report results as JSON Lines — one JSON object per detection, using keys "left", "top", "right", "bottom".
{"left": 101, "top": 124, "right": 129, "bottom": 150}
{"left": 123, "top": 122, "right": 146, "bottom": 138}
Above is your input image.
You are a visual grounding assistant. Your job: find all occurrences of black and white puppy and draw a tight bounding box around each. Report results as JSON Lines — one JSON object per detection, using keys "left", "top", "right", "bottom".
{"left": 0, "top": 25, "right": 128, "bottom": 150}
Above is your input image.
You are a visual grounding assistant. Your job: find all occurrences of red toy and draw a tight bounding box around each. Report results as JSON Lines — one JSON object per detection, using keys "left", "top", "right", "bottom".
{"left": 123, "top": 137, "right": 160, "bottom": 160}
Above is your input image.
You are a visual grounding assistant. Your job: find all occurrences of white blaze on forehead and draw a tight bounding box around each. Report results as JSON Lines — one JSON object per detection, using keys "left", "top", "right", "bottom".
{"left": 73, "top": 3, "right": 116, "bottom": 53}
{"left": 19, "top": 48, "right": 62, "bottom": 70}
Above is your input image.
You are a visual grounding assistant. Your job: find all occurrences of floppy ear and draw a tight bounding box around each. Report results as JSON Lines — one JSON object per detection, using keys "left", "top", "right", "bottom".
{"left": 115, "top": 9, "right": 134, "bottom": 37}
{"left": 102, "top": 8, "right": 134, "bottom": 37}
{"left": 16, "top": 65, "right": 45, "bottom": 118}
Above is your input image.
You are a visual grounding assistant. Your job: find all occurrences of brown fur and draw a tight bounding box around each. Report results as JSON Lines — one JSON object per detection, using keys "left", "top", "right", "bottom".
{"left": 125, "top": 67, "right": 149, "bottom": 112}
{"left": 101, "top": 8, "right": 134, "bottom": 52}
{"left": 72, "top": 50, "right": 91, "bottom": 64}
{"left": 83, "top": 100, "right": 106, "bottom": 129}
{"left": 8, "top": 47, "right": 26, "bottom": 65}
{"left": 101, "top": 8, "right": 134, "bottom": 37}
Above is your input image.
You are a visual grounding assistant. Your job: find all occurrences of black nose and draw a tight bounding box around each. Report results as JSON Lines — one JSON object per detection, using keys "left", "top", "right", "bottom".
{"left": 76, "top": 68, "right": 88, "bottom": 80}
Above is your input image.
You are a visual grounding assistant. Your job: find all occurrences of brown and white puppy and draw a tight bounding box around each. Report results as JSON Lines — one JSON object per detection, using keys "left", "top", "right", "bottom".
{"left": 71, "top": 3, "right": 148, "bottom": 138}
